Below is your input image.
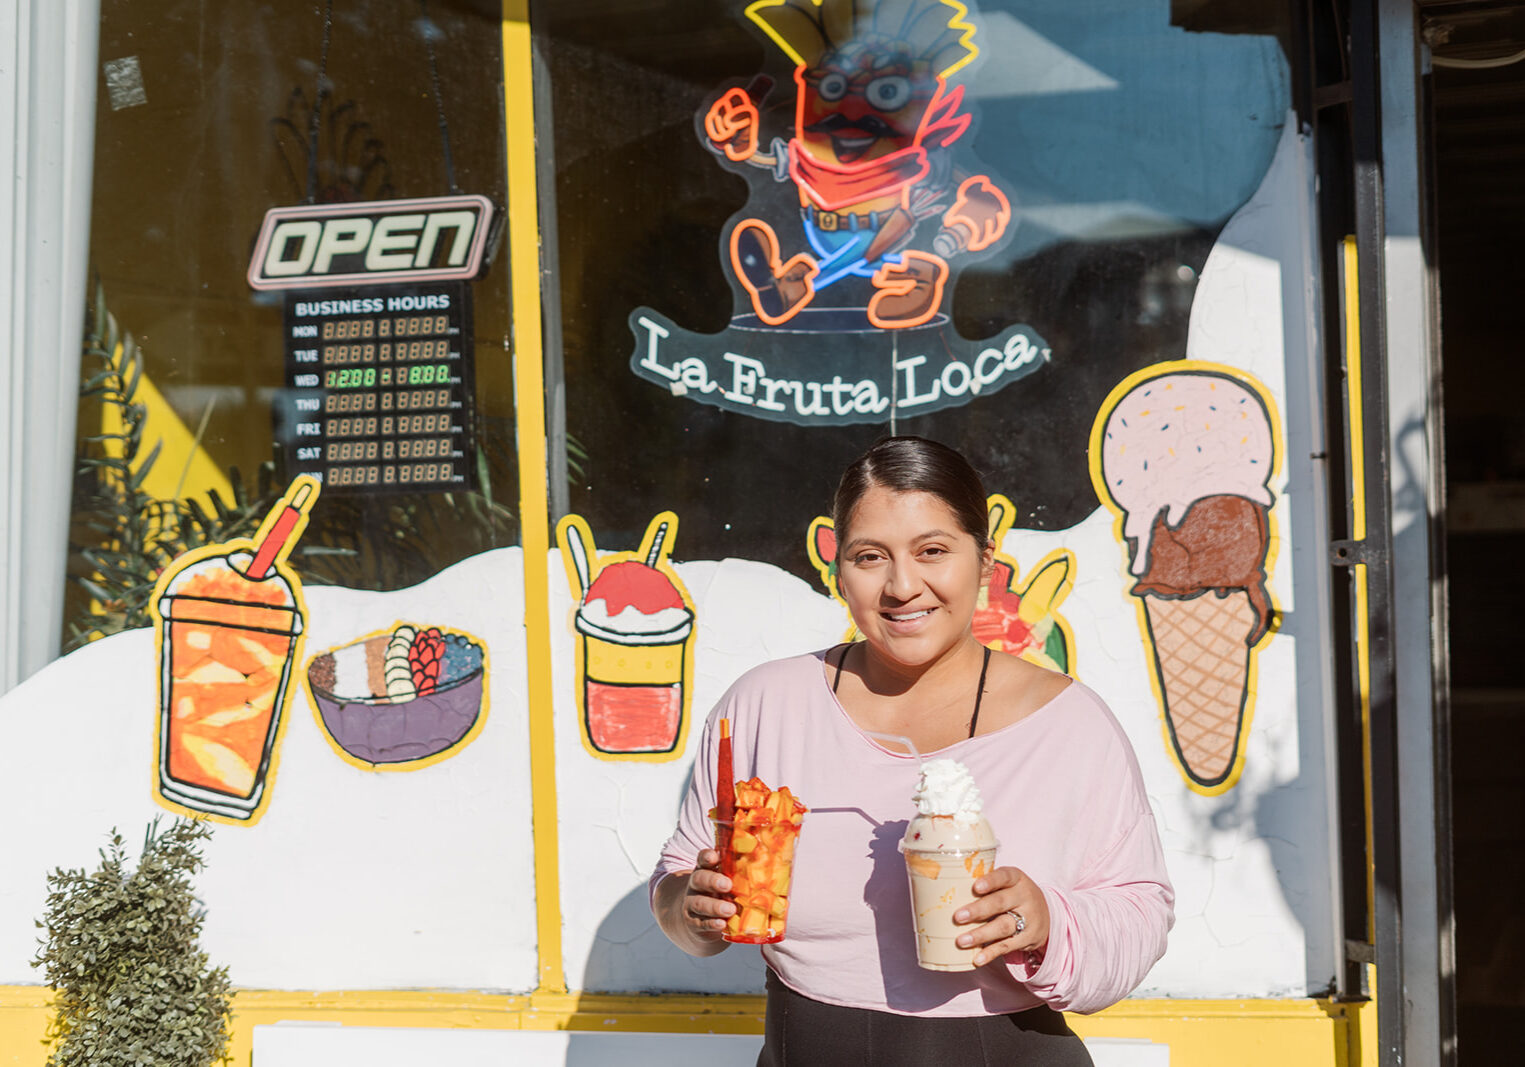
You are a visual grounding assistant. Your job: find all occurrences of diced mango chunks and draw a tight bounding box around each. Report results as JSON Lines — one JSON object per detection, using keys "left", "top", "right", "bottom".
{"left": 175, "top": 734, "right": 256, "bottom": 796}
{"left": 713, "top": 776, "right": 807, "bottom": 943}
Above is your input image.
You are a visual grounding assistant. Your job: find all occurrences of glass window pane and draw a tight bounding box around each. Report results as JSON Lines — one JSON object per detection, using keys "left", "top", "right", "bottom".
{"left": 68, "top": 0, "right": 517, "bottom": 647}
{"left": 534, "top": 0, "right": 1290, "bottom": 573}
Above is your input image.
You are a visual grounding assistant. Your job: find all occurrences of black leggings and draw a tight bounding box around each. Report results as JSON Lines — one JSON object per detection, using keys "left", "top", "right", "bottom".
{"left": 759, "top": 970, "right": 1094, "bottom": 1066}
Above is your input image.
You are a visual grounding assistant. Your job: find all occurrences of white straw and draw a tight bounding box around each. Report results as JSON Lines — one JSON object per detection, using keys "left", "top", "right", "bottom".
{"left": 864, "top": 730, "right": 922, "bottom": 769}
{"left": 645, "top": 520, "right": 670, "bottom": 567}
{"left": 565, "top": 524, "right": 592, "bottom": 595}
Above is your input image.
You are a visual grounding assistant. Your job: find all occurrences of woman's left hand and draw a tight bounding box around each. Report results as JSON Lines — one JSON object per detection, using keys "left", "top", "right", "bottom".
{"left": 953, "top": 865, "right": 1050, "bottom": 967}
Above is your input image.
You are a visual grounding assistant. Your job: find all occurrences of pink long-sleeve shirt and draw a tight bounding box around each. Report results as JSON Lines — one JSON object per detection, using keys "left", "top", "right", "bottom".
{"left": 651, "top": 650, "right": 1174, "bottom": 1017}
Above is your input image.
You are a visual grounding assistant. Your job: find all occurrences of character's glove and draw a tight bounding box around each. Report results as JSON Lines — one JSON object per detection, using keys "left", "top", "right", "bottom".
{"left": 937, "top": 176, "right": 1012, "bottom": 255}
{"left": 704, "top": 88, "right": 759, "bottom": 162}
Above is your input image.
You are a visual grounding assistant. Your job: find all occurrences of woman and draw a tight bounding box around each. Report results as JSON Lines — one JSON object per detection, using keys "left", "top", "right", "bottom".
{"left": 651, "top": 437, "right": 1173, "bottom": 1065}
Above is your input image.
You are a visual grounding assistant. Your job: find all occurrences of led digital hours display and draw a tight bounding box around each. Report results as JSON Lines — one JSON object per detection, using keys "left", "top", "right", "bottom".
{"left": 322, "top": 388, "right": 451, "bottom": 413}
{"left": 324, "top": 437, "right": 452, "bottom": 462}
{"left": 321, "top": 314, "right": 450, "bottom": 339}
{"left": 323, "top": 364, "right": 451, "bottom": 388}
{"left": 325, "top": 413, "right": 452, "bottom": 437}
{"left": 325, "top": 462, "right": 452, "bottom": 488}
{"left": 322, "top": 339, "right": 450, "bottom": 364}
{"left": 276, "top": 282, "right": 476, "bottom": 496}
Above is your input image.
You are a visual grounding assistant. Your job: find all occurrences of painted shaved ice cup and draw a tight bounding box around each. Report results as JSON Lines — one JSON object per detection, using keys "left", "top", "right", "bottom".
{"left": 574, "top": 607, "right": 692, "bottom": 754}
{"left": 157, "top": 550, "right": 302, "bottom": 820}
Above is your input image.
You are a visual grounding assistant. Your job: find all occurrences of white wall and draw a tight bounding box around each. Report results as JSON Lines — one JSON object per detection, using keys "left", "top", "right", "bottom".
{"left": 0, "top": 548, "right": 537, "bottom": 991}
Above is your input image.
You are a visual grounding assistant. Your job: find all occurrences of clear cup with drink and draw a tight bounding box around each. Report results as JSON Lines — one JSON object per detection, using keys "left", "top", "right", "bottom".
{"left": 898, "top": 757, "right": 999, "bottom": 971}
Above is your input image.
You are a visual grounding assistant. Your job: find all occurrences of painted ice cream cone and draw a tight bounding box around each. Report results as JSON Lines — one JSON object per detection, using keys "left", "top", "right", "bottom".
{"left": 1143, "top": 591, "right": 1257, "bottom": 787}
{"left": 1091, "top": 364, "right": 1280, "bottom": 793}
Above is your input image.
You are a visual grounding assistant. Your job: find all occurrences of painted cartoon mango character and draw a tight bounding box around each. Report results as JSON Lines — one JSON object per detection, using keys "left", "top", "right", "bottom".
{"left": 705, "top": 0, "right": 1010, "bottom": 329}
{"left": 806, "top": 493, "right": 1074, "bottom": 670}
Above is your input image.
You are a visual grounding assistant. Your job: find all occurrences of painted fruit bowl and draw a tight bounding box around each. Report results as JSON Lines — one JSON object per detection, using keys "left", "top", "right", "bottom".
{"left": 306, "top": 623, "right": 486, "bottom": 767}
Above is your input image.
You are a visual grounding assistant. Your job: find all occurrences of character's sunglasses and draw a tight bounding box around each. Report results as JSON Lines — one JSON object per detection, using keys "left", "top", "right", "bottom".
{"left": 804, "top": 70, "right": 933, "bottom": 112}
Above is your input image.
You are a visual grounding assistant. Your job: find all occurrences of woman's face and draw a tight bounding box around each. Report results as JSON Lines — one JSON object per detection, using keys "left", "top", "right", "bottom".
{"left": 837, "top": 485, "right": 993, "bottom": 671}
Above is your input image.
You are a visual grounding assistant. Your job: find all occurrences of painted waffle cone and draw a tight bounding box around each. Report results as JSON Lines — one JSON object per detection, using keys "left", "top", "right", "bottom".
{"left": 1143, "top": 591, "right": 1255, "bottom": 788}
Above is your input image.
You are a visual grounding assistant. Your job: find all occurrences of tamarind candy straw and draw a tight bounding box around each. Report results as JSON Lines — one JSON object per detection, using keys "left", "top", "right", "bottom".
{"left": 717, "top": 719, "right": 735, "bottom": 876}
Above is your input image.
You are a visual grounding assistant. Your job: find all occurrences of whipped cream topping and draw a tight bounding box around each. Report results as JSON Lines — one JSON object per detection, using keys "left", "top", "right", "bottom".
{"left": 912, "top": 758, "right": 984, "bottom": 824}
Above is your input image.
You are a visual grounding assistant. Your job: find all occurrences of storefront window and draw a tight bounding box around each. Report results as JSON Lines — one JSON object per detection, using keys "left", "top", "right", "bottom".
{"left": 533, "top": 0, "right": 1291, "bottom": 572}
{"left": 67, "top": 0, "right": 517, "bottom": 647}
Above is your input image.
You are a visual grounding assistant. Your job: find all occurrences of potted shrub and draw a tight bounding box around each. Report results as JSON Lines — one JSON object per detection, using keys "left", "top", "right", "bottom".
{"left": 33, "top": 819, "right": 233, "bottom": 1066}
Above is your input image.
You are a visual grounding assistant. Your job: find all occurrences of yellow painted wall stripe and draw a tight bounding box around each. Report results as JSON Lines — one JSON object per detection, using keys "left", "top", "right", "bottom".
{"left": 0, "top": 987, "right": 1367, "bottom": 1067}
{"left": 502, "top": 0, "right": 564, "bottom": 994}
{"left": 1354, "top": 561, "right": 1374, "bottom": 944}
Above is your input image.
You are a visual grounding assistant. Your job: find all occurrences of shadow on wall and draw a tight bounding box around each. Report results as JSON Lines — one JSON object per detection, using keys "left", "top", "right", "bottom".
{"left": 565, "top": 882, "right": 766, "bottom": 1065}
{"left": 575, "top": 771, "right": 769, "bottom": 998}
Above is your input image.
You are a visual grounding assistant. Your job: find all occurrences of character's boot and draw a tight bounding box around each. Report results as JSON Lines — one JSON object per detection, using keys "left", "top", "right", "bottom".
{"left": 868, "top": 251, "right": 948, "bottom": 329}
{"left": 730, "top": 219, "right": 818, "bottom": 325}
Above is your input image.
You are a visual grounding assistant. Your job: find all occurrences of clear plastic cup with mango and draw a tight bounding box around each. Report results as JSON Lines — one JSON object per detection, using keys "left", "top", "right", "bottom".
{"left": 710, "top": 776, "right": 807, "bottom": 944}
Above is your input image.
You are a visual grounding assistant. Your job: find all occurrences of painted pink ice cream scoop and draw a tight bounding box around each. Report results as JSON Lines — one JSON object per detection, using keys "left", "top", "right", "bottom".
{"left": 1097, "top": 371, "right": 1274, "bottom": 577}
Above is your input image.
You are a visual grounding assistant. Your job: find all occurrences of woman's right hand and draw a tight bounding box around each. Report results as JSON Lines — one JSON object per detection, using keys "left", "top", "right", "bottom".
{"left": 654, "top": 849, "right": 736, "bottom": 956}
{"left": 684, "top": 849, "right": 738, "bottom": 937}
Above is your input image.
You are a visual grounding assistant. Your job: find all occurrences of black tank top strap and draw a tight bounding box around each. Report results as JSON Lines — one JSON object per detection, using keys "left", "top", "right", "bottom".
{"left": 968, "top": 645, "right": 992, "bottom": 738}
{"left": 832, "top": 643, "right": 850, "bottom": 694}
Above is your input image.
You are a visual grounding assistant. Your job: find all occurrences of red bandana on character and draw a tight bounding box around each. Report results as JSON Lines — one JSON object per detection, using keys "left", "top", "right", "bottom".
{"left": 787, "top": 81, "right": 974, "bottom": 212}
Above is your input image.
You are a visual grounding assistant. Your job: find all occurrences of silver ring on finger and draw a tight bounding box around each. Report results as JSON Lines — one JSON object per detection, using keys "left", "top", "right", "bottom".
{"left": 1007, "top": 909, "right": 1026, "bottom": 934}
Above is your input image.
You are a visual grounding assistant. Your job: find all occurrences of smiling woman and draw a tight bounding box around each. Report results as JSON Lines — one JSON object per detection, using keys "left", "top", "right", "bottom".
{"left": 650, "top": 436, "right": 1173, "bottom": 1066}
{"left": 831, "top": 439, "right": 994, "bottom": 689}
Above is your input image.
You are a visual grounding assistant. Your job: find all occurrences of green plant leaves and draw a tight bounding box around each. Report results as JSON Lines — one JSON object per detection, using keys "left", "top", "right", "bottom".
{"left": 63, "top": 285, "right": 277, "bottom": 652}
{"left": 33, "top": 819, "right": 232, "bottom": 1066}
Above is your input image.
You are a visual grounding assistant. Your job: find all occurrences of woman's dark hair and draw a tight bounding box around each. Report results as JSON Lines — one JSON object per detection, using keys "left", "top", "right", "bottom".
{"left": 833, "top": 436, "right": 989, "bottom": 550}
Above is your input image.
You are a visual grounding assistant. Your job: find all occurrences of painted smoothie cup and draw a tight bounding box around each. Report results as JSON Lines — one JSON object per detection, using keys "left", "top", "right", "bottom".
{"left": 156, "top": 550, "right": 302, "bottom": 820}
{"left": 574, "top": 560, "right": 693, "bottom": 754}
